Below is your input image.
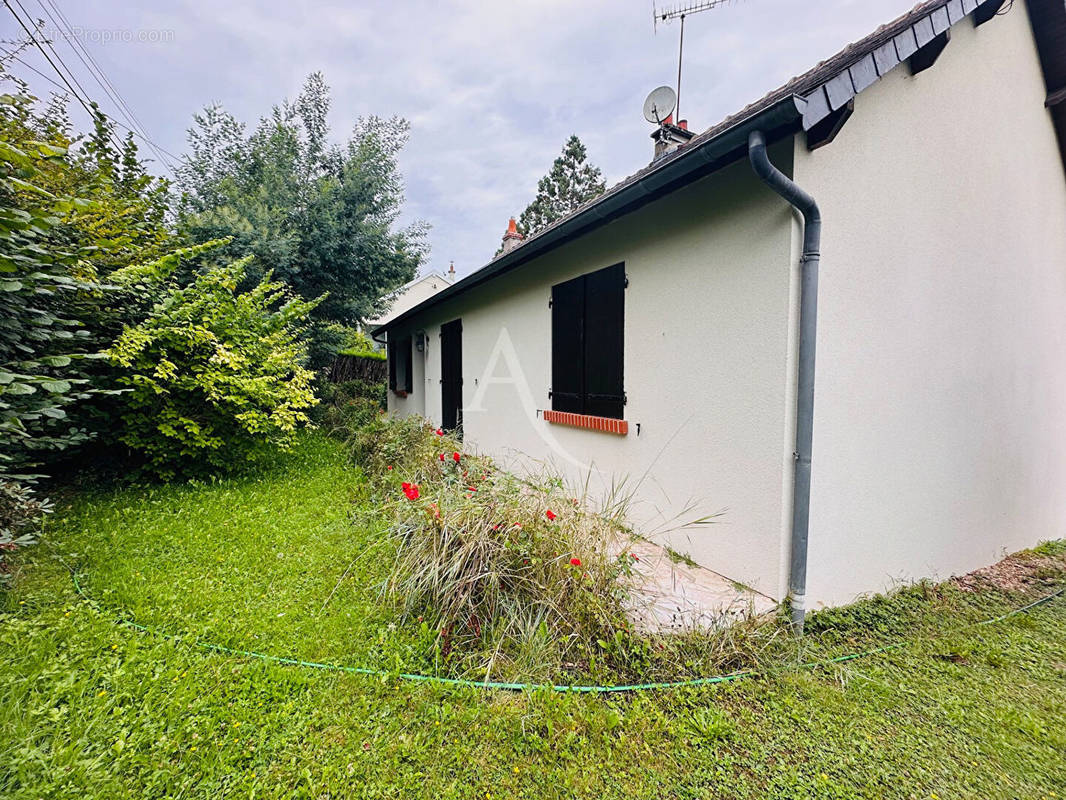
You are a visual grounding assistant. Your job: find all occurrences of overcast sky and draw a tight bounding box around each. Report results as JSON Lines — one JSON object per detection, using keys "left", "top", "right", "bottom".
{"left": 2, "top": 0, "right": 920, "bottom": 279}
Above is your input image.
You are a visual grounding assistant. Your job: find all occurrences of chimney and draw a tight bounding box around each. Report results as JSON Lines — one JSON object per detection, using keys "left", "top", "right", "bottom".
{"left": 448, "top": 260, "right": 456, "bottom": 278}
{"left": 650, "top": 119, "right": 695, "bottom": 161}
{"left": 500, "top": 217, "right": 524, "bottom": 254}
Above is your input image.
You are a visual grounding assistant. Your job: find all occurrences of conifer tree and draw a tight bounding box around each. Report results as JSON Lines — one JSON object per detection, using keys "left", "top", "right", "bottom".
{"left": 516, "top": 135, "right": 606, "bottom": 236}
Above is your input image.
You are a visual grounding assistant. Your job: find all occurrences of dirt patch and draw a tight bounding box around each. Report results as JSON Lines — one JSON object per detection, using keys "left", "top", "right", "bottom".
{"left": 952, "top": 549, "right": 1066, "bottom": 594}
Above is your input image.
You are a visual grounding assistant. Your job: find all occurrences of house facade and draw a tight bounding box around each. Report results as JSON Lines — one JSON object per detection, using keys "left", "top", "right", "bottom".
{"left": 379, "top": 0, "right": 1066, "bottom": 615}
{"left": 364, "top": 269, "right": 455, "bottom": 344}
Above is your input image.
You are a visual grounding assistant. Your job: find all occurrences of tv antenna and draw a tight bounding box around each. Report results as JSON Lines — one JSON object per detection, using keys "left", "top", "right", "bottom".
{"left": 653, "top": 0, "right": 735, "bottom": 124}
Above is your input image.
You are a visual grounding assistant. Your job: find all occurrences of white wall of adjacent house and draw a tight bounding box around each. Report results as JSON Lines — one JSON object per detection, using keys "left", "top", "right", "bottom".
{"left": 389, "top": 145, "right": 800, "bottom": 600}
{"left": 794, "top": 1, "right": 1066, "bottom": 609}
{"left": 366, "top": 274, "right": 453, "bottom": 330}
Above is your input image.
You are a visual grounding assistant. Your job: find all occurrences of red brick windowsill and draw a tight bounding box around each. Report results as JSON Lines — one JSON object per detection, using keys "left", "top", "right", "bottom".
{"left": 543, "top": 410, "right": 628, "bottom": 436}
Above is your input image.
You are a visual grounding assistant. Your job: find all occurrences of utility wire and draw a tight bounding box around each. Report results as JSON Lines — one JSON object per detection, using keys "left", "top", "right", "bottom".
{"left": 0, "top": 48, "right": 183, "bottom": 166}
{"left": 3, "top": 0, "right": 127, "bottom": 155}
{"left": 34, "top": 0, "right": 176, "bottom": 172}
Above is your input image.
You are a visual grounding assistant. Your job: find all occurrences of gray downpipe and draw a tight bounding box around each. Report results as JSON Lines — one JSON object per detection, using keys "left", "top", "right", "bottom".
{"left": 747, "top": 130, "right": 821, "bottom": 635}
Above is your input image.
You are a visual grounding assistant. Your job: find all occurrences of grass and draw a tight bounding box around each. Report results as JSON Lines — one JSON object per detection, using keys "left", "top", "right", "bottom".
{"left": 1, "top": 432, "right": 1065, "bottom": 799}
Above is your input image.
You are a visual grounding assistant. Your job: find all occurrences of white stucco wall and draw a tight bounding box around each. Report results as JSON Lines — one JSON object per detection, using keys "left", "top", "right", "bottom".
{"left": 389, "top": 147, "right": 799, "bottom": 599}
{"left": 795, "top": 2, "right": 1066, "bottom": 608}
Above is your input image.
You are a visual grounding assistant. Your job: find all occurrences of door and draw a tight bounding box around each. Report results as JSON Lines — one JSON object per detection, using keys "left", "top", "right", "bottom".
{"left": 440, "top": 318, "right": 463, "bottom": 434}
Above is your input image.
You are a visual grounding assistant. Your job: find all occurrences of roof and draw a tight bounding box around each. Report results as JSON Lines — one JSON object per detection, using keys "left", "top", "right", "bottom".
{"left": 380, "top": 0, "right": 1066, "bottom": 334}
{"left": 404, "top": 272, "right": 455, "bottom": 289}
{"left": 365, "top": 271, "right": 455, "bottom": 327}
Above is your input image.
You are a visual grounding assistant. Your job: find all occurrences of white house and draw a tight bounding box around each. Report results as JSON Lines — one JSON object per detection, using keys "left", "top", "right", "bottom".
{"left": 379, "top": 0, "right": 1066, "bottom": 626}
{"left": 364, "top": 268, "right": 455, "bottom": 342}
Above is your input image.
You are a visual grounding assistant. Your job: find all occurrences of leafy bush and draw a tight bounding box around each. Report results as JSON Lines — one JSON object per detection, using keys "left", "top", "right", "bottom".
{"left": 0, "top": 93, "right": 110, "bottom": 478}
{"left": 312, "top": 323, "right": 381, "bottom": 365}
{"left": 0, "top": 480, "right": 51, "bottom": 582}
{"left": 317, "top": 378, "right": 386, "bottom": 431}
{"left": 109, "top": 258, "right": 320, "bottom": 477}
{"left": 353, "top": 415, "right": 640, "bottom": 679}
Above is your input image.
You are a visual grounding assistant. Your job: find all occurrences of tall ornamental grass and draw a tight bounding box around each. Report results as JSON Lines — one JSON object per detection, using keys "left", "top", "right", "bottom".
{"left": 353, "top": 416, "right": 643, "bottom": 680}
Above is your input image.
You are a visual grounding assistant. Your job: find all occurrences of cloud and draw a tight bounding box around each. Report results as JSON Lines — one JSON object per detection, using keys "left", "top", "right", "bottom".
{"left": 4, "top": 0, "right": 920, "bottom": 277}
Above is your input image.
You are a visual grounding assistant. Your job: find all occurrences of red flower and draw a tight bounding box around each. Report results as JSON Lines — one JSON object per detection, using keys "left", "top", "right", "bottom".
{"left": 545, "top": 510, "right": 557, "bottom": 521}
{"left": 386, "top": 465, "right": 393, "bottom": 471}
{"left": 436, "top": 428, "right": 444, "bottom": 436}
{"left": 439, "top": 453, "right": 445, "bottom": 461}
{"left": 570, "top": 557, "right": 582, "bottom": 567}
{"left": 403, "top": 483, "right": 420, "bottom": 500}
{"left": 452, "top": 452, "right": 461, "bottom": 463}
{"left": 401, "top": 482, "right": 411, "bottom": 491}
{"left": 630, "top": 553, "right": 639, "bottom": 562}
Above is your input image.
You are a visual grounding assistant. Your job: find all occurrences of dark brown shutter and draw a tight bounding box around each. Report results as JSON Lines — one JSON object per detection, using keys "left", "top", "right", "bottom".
{"left": 551, "top": 275, "right": 584, "bottom": 414}
{"left": 387, "top": 336, "right": 397, "bottom": 391}
{"left": 401, "top": 337, "right": 413, "bottom": 393}
{"left": 583, "top": 263, "right": 625, "bottom": 419}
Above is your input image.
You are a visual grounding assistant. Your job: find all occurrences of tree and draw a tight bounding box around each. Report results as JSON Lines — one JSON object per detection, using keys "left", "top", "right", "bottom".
{"left": 516, "top": 135, "right": 606, "bottom": 237}
{"left": 176, "top": 73, "right": 426, "bottom": 365}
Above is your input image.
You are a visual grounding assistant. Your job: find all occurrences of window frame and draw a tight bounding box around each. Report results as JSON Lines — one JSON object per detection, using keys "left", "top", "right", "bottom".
{"left": 550, "top": 262, "right": 626, "bottom": 420}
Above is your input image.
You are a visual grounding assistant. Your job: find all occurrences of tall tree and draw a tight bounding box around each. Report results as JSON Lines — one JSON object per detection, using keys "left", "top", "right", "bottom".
{"left": 176, "top": 73, "right": 426, "bottom": 364}
{"left": 516, "top": 135, "right": 606, "bottom": 237}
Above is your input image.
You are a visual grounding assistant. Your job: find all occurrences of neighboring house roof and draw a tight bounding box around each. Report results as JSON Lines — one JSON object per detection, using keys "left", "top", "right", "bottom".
{"left": 366, "top": 272, "right": 454, "bottom": 328}
{"left": 379, "top": 0, "right": 1066, "bottom": 334}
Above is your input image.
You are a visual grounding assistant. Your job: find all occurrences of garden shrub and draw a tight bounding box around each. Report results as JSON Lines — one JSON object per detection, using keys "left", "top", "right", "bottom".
{"left": 109, "top": 258, "right": 320, "bottom": 477}
{"left": 353, "top": 415, "right": 642, "bottom": 680}
{"left": 0, "top": 480, "right": 52, "bottom": 583}
{"left": 317, "top": 378, "right": 386, "bottom": 432}
{"left": 317, "top": 324, "right": 380, "bottom": 360}
{"left": 0, "top": 93, "right": 109, "bottom": 479}
{"left": 0, "top": 88, "right": 124, "bottom": 567}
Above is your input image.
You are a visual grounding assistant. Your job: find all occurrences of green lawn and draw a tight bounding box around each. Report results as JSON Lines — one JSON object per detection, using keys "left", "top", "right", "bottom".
{"left": 2, "top": 433, "right": 1064, "bottom": 799}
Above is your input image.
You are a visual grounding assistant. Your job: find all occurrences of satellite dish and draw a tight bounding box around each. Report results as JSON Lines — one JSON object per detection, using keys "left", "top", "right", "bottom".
{"left": 643, "top": 85, "right": 676, "bottom": 124}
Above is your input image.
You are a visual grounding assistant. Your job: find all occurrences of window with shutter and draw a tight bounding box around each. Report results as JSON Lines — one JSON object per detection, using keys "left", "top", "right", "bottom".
{"left": 551, "top": 263, "right": 625, "bottom": 420}
{"left": 388, "top": 335, "right": 413, "bottom": 395}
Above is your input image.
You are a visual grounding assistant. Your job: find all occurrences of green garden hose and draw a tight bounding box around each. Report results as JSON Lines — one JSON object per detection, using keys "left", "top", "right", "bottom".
{"left": 69, "top": 570, "right": 1063, "bottom": 694}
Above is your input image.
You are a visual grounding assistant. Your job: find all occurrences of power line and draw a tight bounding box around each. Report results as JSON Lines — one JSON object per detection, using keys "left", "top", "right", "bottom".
{"left": 2, "top": 0, "right": 93, "bottom": 117}
{"left": 0, "top": 48, "right": 184, "bottom": 166}
{"left": 35, "top": 0, "right": 176, "bottom": 172}
{"left": 6, "top": 0, "right": 124, "bottom": 153}
{"left": 1, "top": 0, "right": 180, "bottom": 172}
